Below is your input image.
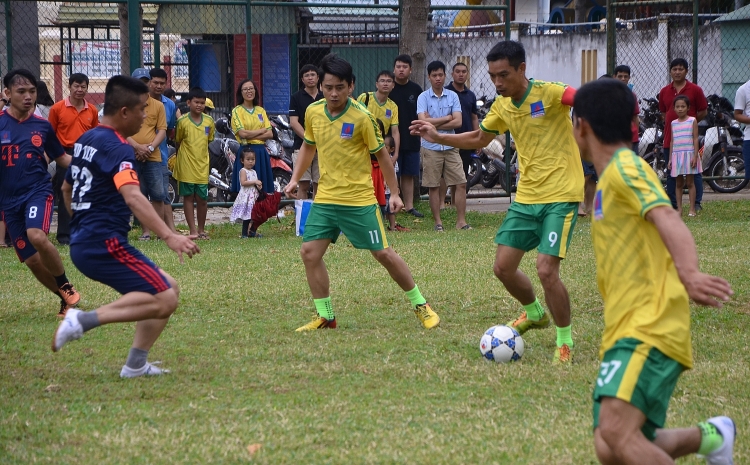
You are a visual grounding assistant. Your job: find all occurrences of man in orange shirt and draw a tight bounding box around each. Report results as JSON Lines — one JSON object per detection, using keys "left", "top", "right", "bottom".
{"left": 48, "top": 73, "right": 99, "bottom": 245}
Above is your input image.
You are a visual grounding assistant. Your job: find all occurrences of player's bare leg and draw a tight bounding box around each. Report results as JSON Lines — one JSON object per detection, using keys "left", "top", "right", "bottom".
{"left": 536, "top": 254, "right": 571, "bottom": 328}
{"left": 24, "top": 252, "right": 60, "bottom": 294}
{"left": 196, "top": 197, "right": 208, "bottom": 235}
{"left": 26, "top": 228, "right": 65, "bottom": 276}
{"left": 183, "top": 194, "right": 197, "bottom": 235}
{"left": 493, "top": 245, "right": 535, "bottom": 304}
{"left": 301, "top": 239, "right": 332, "bottom": 298}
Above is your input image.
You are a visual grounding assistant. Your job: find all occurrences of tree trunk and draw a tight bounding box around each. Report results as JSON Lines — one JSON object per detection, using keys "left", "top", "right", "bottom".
{"left": 118, "top": 4, "right": 130, "bottom": 75}
{"left": 575, "top": 0, "right": 589, "bottom": 33}
{"left": 400, "top": 0, "right": 429, "bottom": 89}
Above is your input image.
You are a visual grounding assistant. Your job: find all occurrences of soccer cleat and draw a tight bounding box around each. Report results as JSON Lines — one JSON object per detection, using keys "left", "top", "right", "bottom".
{"left": 58, "top": 283, "right": 81, "bottom": 307}
{"left": 394, "top": 224, "right": 411, "bottom": 232}
{"left": 52, "top": 308, "right": 83, "bottom": 352}
{"left": 553, "top": 344, "right": 573, "bottom": 364}
{"left": 57, "top": 299, "right": 69, "bottom": 318}
{"left": 506, "top": 311, "right": 551, "bottom": 335}
{"left": 414, "top": 303, "right": 440, "bottom": 329}
{"left": 295, "top": 315, "right": 337, "bottom": 332}
{"left": 704, "top": 416, "right": 735, "bottom": 465}
{"left": 120, "top": 362, "right": 171, "bottom": 379}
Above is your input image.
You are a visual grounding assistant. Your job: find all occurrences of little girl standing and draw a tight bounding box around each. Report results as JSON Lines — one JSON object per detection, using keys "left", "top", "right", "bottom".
{"left": 230, "top": 148, "right": 262, "bottom": 237}
{"left": 669, "top": 95, "right": 700, "bottom": 217}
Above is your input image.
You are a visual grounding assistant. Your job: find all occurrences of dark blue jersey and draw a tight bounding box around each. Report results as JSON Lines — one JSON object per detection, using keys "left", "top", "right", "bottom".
{"left": 0, "top": 111, "right": 65, "bottom": 209}
{"left": 66, "top": 125, "right": 139, "bottom": 243}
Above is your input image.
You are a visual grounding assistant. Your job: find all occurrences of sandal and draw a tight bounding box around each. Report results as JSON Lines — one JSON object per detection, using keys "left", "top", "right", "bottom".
{"left": 459, "top": 224, "right": 472, "bottom": 230}
{"left": 197, "top": 233, "right": 210, "bottom": 240}
{"left": 434, "top": 224, "right": 444, "bottom": 232}
{"left": 0, "top": 242, "right": 9, "bottom": 248}
{"left": 138, "top": 234, "right": 151, "bottom": 241}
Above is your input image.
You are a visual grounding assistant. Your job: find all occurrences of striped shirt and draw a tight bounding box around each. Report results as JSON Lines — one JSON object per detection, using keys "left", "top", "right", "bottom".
{"left": 670, "top": 117, "right": 695, "bottom": 153}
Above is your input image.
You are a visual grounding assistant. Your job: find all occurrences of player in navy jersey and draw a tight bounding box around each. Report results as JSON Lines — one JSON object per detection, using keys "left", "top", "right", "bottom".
{"left": 52, "top": 75, "right": 200, "bottom": 379}
{"left": 0, "top": 69, "right": 81, "bottom": 316}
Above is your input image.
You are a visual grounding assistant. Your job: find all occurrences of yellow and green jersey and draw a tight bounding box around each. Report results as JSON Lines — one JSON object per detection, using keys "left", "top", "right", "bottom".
{"left": 480, "top": 79, "right": 583, "bottom": 204}
{"left": 303, "top": 98, "right": 384, "bottom": 206}
{"left": 231, "top": 105, "right": 271, "bottom": 145}
{"left": 592, "top": 148, "right": 692, "bottom": 368}
{"left": 357, "top": 92, "right": 399, "bottom": 135}
{"left": 174, "top": 113, "right": 215, "bottom": 184}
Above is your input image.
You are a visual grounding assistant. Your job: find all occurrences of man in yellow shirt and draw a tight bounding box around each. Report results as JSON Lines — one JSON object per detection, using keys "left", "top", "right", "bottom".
{"left": 174, "top": 87, "right": 215, "bottom": 239}
{"left": 127, "top": 68, "right": 167, "bottom": 240}
{"left": 284, "top": 53, "right": 439, "bottom": 332}
{"left": 357, "top": 70, "right": 400, "bottom": 154}
{"left": 573, "top": 78, "right": 735, "bottom": 465}
{"left": 410, "top": 40, "right": 582, "bottom": 363}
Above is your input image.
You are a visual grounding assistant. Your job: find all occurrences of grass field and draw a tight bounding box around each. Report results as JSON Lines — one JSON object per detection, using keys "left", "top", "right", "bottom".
{"left": 1, "top": 201, "right": 748, "bottom": 464}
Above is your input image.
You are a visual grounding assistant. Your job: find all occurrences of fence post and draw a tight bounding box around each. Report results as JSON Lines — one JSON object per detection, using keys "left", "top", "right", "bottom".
{"left": 692, "top": 0, "right": 698, "bottom": 84}
{"left": 4, "top": 0, "right": 12, "bottom": 70}
{"left": 246, "top": 0, "right": 252, "bottom": 80}
{"left": 606, "top": 0, "right": 615, "bottom": 75}
{"left": 128, "top": 0, "right": 141, "bottom": 72}
{"left": 154, "top": 27, "right": 160, "bottom": 68}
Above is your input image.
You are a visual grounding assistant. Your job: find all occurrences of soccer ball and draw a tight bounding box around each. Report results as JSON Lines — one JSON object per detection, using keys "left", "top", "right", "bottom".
{"left": 479, "top": 325, "right": 525, "bottom": 363}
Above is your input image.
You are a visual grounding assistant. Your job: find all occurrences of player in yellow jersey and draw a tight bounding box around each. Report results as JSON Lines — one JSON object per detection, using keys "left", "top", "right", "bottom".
{"left": 573, "top": 78, "right": 735, "bottom": 465}
{"left": 410, "top": 40, "right": 582, "bottom": 363}
{"left": 283, "top": 53, "right": 439, "bottom": 332}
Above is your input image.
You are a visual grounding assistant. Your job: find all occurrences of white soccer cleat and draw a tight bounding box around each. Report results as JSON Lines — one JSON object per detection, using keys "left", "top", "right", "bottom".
{"left": 52, "top": 308, "right": 83, "bottom": 352}
{"left": 120, "top": 361, "right": 171, "bottom": 379}
{"left": 705, "top": 416, "right": 736, "bottom": 465}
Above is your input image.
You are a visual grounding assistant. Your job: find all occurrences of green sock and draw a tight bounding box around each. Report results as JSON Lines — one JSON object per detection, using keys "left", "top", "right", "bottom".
{"left": 697, "top": 422, "right": 724, "bottom": 456}
{"left": 556, "top": 325, "right": 574, "bottom": 348}
{"left": 405, "top": 286, "right": 427, "bottom": 307}
{"left": 314, "top": 297, "right": 334, "bottom": 321}
{"left": 522, "top": 298, "right": 545, "bottom": 321}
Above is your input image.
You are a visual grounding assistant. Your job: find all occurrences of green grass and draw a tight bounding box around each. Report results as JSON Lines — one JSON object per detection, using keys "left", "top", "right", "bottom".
{"left": 1, "top": 201, "right": 749, "bottom": 464}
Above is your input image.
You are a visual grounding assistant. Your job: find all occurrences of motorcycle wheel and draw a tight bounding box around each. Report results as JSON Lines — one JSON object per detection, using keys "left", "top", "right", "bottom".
{"left": 480, "top": 171, "right": 498, "bottom": 189}
{"left": 642, "top": 151, "right": 668, "bottom": 189}
{"left": 466, "top": 158, "right": 482, "bottom": 191}
{"left": 168, "top": 177, "right": 180, "bottom": 204}
{"left": 273, "top": 168, "right": 292, "bottom": 193}
{"left": 707, "top": 148, "right": 748, "bottom": 193}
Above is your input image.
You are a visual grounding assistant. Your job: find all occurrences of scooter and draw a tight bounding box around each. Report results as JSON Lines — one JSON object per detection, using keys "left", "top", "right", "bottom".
{"left": 699, "top": 95, "right": 747, "bottom": 193}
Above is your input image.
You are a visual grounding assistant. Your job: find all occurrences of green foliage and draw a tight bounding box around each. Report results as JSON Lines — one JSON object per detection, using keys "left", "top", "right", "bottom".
{"left": 1, "top": 203, "right": 748, "bottom": 464}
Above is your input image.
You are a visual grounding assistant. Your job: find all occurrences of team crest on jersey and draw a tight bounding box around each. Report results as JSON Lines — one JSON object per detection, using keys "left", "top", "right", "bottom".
{"left": 341, "top": 123, "right": 354, "bottom": 139}
{"left": 385, "top": 109, "right": 392, "bottom": 119}
{"left": 594, "top": 190, "right": 603, "bottom": 220}
{"left": 205, "top": 126, "right": 210, "bottom": 136}
{"left": 1, "top": 131, "right": 10, "bottom": 143}
{"left": 530, "top": 101, "right": 545, "bottom": 118}
{"left": 258, "top": 114, "right": 264, "bottom": 123}
{"left": 30, "top": 132, "right": 43, "bottom": 147}
{"left": 119, "top": 161, "right": 133, "bottom": 172}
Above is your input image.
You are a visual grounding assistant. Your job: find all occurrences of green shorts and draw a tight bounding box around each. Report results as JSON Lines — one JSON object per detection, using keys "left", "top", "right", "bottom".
{"left": 303, "top": 203, "right": 389, "bottom": 251}
{"left": 495, "top": 201, "right": 578, "bottom": 258}
{"left": 178, "top": 181, "right": 208, "bottom": 200}
{"left": 592, "top": 338, "right": 685, "bottom": 440}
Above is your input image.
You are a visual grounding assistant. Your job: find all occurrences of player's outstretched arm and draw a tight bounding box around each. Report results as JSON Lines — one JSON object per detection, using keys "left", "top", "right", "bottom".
{"left": 61, "top": 180, "right": 74, "bottom": 217}
{"left": 647, "top": 206, "right": 733, "bottom": 307}
{"left": 120, "top": 184, "right": 200, "bottom": 263}
{"left": 284, "top": 142, "right": 315, "bottom": 198}
{"left": 409, "top": 120, "right": 494, "bottom": 150}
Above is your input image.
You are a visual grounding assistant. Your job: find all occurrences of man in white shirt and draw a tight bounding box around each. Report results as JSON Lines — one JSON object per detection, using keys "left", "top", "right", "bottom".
{"left": 734, "top": 78, "right": 750, "bottom": 182}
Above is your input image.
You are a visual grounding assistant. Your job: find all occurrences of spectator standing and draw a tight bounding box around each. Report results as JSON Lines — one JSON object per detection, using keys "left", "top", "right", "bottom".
{"left": 148, "top": 68, "right": 178, "bottom": 235}
{"left": 446, "top": 62, "right": 479, "bottom": 181}
{"left": 658, "top": 59, "right": 707, "bottom": 211}
{"left": 734, "top": 75, "right": 750, "bottom": 181}
{"left": 48, "top": 73, "right": 99, "bottom": 245}
{"left": 613, "top": 65, "right": 641, "bottom": 153}
{"left": 174, "top": 87, "right": 215, "bottom": 239}
{"left": 0, "top": 69, "right": 81, "bottom": 317}
{"left": 389, "top": 54, "right": 424, "bottom": 218}
{"left": 417, "top": 60, "right": 469, "bottom": 231}
{"left": 288, "top": 64, "right": 323, "bottom": 199}
{"left": 231, "top": 79, "right": 273, "bottom": 195}
{"left": 35, "top": 81, "right": 54, "bottom": 119}
{"left": 669, "top": 96, "right": 700, "bottom": 217}
{"left": 127, "top": 68, "right": 168, "bottom": 241}
{"left": 358, "top": 70, "right": 401, "bottom": 156}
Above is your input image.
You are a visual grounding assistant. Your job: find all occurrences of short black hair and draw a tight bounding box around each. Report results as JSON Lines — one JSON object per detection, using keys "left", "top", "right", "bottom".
{"left": 69, "top": 73, "right": 89, "bottom": 86}
{"left": 613, "top": 65, "right": 631, "bottom": 76}
{"left": 36, "top": 81, "right": 54, "bottom": 106}
{"left": 599, "top": 74, "right": 612, "bottom": 79}
{"left": 352, "top": 74, "right": 356, "bottom": 85}
{"left": 163, "top": 88, "right": 176, "bottom": 99}
{"left": 427, "top": 61, "right": 446, "bottom": 75}
{"left": 453, "top": 62, "right": 468, "bottom": 71}
{"left": 384, "top": 134, "right": 395, "bottom": 147}
{"left": 573, "top": 79, "right": 634, "bottom": 144}
{"left": 394, "top": 54, "right": 412, "bottom": 67}
{"left": 673, "top": 95, "right": 691, "bottom": 108}
{"left": 241, "top": 147, "right": 256, "bottom": 161}
{"left": 149, "top": 68, "right": 168, "bottom": 80}
{"left": 486, "top": 40, "right": 525, "bottom": 69}
{"left": 300, "top": 64, "right": 319, "bottom": 77}
{"left": 376, "top": 70, "right": 395, "bottom": 81}
{"left": 3, "top": 69, "right": 37, "bottom": 89}
{"left": 186, "top": 86, "right": 207, "bottom": 101}
{"left": 103, "top": 75, "right": 149, "bottom": 116}
{"left": 670, "top": 58, "right": 689, "bottom": 70}
{"left": 319, "top": 53, "right": 353, "bottom": 85}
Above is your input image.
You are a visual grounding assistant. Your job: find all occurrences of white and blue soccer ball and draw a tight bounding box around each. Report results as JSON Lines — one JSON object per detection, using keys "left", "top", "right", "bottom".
{"left": 479, "top": 325, "right": 525, "bottom": 363}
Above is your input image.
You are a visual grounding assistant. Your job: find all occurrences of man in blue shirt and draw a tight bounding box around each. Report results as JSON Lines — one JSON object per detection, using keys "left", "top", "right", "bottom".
{"left": 417, "top": 61, "right": 469, "bottom": 231}
{"left": 0, "top": 69, "right": 81, "bottom": 316}
{"left": 148, "top": 68, "right": 178, "bottom": 233}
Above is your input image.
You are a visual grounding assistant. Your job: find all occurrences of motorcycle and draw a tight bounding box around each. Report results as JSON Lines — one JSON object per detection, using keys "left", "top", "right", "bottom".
{"left": 638, "top": 97, "right": 668, "bottom": 187}
{"left": 266, "top": 116, "right": 294, "bottom": 193}
{"left": 699, "top": 94, "right": 747, "bottom": 193}
{"left": 478, "top": 134, "right": 518, "bottom": 193}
